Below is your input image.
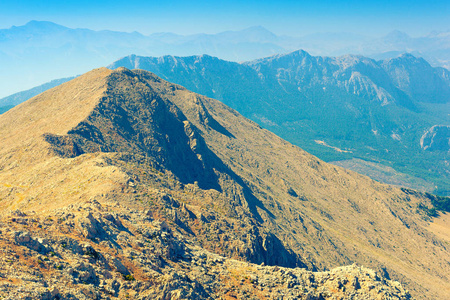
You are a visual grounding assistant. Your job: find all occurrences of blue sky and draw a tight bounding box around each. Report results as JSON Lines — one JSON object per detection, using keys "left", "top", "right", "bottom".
{"left": 0, "top": 0, "right": 449, "bottom": 37}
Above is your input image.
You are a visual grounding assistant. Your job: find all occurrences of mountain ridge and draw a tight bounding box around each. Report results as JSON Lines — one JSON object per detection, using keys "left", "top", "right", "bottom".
{"left": 0, "top": 67, "right": 449, "bottom": 298}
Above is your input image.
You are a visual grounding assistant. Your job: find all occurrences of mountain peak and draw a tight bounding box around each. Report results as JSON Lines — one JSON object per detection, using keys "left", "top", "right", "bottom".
{"left": 22, "top": 20, "right": 68, "bottom": 31}
{"left": 242, "top": 25, "right": 274, "bottom": 34}
{"left": 113, "top": 66, "right": 132, "bottom": 73}
{"left": 385, "top": 52, "right": 430, "bottom": 66}
{"left": 399, "top": 52, "right": 416, "bottom": 59}
{"left": 384, "top": 30, "right": 411, "bottom": 42}
{"left": 290, "top": 49, "right": 311, "bottom": 56}
{"left": 0, "top": 67, "right": 111, "bottom": 142}
{"left": 247, "top": 49, "right": 312, "bottom": 65}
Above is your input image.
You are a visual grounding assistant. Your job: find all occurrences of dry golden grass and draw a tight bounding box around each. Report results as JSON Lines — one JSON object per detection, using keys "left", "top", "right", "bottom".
{"left": 425, "top": 212, "right": 450, "bottom": 242}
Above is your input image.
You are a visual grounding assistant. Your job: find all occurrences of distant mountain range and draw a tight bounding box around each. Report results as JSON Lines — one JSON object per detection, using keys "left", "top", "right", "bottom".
{"left": 1, "top": 20, "right": 450, "bottom": 98}
{"left": 0, "top": 21, "right": 284, "bottom": 98}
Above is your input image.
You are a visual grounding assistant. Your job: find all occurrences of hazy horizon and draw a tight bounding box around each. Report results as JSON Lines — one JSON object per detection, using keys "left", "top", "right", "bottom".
{"left": 1, "top": 19, "right": 447, "bottom": 39}
{"left": 1, "top": 0, "right": 449, "bottom": 99}
{"left": 1, "top": 0, "right": 449, "bottom": 37}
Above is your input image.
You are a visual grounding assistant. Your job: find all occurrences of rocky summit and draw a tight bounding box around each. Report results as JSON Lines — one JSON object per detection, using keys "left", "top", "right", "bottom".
{"left": 0, "top": 67, "right": 448, "bottom": 299}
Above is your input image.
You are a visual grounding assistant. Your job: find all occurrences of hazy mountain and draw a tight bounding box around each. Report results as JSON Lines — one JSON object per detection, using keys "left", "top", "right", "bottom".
{"left": 292, "top": 32, "right": 371, "bottom": 56}
{"left": 109, "top": 51, "right": 450, "bottom": 195}
{"left": 364, "top": 30, "right": 450, "bottom": 68}
{"left": 0, "top": 21, "right": 286, "bottom": 98}
{"left": 2, "top": 20, "right": 450, "bottom": 98}
{"left": 0, "top": 67, "right": 448, "bottom": 298}
{"left": 276, "top": 29, "right": 450, "bottom": 69}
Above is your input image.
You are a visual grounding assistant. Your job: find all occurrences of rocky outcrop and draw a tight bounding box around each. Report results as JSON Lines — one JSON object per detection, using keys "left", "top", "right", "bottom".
{"left": 0, "top": 203, "right": 411, "bottom": 300}
{"left": 420, "top": 125, "right": 450, "bottom": 151}
{"left": 11, "top": 231, "right": 49, "bottom": 254}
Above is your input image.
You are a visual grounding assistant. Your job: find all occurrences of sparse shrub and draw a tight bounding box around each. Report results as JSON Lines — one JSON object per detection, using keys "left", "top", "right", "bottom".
{"left": 425, "top": 193, "right": 450, "bottom": 213}
{"left": 417, "top": 203, "right": 438, "bottom": 217}
{"left": 84, "top": 248, "right": 100, "bottom": 260}
{"left": 123, "top": 274, "right": 135, "bottom": 281}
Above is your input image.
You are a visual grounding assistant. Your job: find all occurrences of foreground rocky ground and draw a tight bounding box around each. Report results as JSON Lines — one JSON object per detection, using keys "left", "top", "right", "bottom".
{"left": 0, "top": 200, "right": 411, "bottom": 300}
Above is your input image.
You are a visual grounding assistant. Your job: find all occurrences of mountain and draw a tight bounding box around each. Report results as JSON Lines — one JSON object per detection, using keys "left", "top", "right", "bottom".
{"left": 364, "top": 30, "right": 450, "bottom": 69}
{"left": 4, "top": 50, "right": 450, "bottom": 194}
{"left": 108, "top": 51, "right": 450, "bottom": 195}
{"left": 0, "top": 67, "right": 449, "bottom": 299}
{"left": 381, "top": 53, "right": 450, "bottom": 103}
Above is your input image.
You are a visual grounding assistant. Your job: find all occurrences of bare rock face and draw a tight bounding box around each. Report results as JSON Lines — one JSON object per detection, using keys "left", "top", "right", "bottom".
{"left": 421, "top": 125, "right": 450, "bottom": 152}
{"left": 11, "top": 231, "right": 49, "bottom": 254}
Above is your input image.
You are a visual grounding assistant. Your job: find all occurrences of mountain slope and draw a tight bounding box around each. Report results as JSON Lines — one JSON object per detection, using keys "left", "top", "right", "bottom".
{"left": 381, "top": 53, "right": 450, "bottom": 103}
{"left": 421, "top": 125, "right": 450, "bottom": 152}
{"left": 0, "top": 68, "right": 449, "bottom": 298}
{"left": 109, "top": 51, "right": 450, "bottom": 195}
{"left": 0, "top": 76, "right": 76, "bottom": 110}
